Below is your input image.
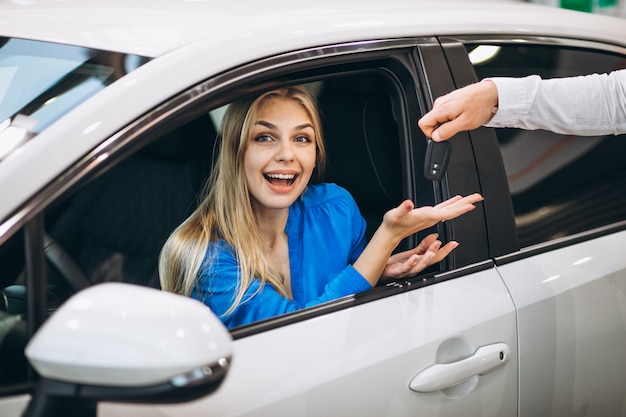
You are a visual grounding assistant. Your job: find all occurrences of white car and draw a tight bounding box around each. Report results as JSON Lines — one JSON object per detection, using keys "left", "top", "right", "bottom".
{"left": 2, "top": 0, "right": 626, "bottom": 416}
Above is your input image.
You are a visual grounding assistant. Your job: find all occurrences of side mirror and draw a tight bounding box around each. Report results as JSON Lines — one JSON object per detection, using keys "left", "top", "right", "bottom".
{"left": 22, "top": 283, "right": 232, "bottom": 417}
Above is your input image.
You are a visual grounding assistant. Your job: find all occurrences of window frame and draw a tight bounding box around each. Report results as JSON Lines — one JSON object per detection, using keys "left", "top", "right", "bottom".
{"left": 414, "top": 39, "right": 493, "bottom": 266}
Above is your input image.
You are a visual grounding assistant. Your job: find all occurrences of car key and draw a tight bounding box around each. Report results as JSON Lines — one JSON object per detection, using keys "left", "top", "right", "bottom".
{"left": 424, "top": 139, "right": 451, "bottom": 181}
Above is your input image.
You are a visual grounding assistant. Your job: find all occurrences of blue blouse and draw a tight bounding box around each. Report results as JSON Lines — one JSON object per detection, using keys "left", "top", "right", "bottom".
{"left": 192, "top": 183, "right": 372, "bottom": 328}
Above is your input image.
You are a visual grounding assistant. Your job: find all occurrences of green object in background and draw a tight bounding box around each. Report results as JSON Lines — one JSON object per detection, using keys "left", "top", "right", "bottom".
{"left": 560, "top": 0, "right": 592, "bottom": 12}
{"left": 559, "top": 0, "right": 618, "bottom": 12}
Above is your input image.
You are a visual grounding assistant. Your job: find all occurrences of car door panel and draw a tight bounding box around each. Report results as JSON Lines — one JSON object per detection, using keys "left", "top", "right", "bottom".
{"left": 101, "top": 268, "right": 517, "bottom": 417}
{"left": 497, "top": 230, "right": 626, "bottom": 417}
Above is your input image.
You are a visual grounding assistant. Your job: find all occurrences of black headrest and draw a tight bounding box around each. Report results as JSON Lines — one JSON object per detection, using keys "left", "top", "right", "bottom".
{"left": 48, "top": 114, "right": 219, "bottom": 288}
{"left": 142, "top": 115, "right": 217, "bottom": 163}
{"left": 318, "top": 86, "right": 402, "bottom": 236}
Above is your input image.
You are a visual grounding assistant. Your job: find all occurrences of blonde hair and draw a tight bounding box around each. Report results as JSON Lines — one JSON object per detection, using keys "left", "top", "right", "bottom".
{"left": 159, "top": 86, "right": 326, "bottom": 316}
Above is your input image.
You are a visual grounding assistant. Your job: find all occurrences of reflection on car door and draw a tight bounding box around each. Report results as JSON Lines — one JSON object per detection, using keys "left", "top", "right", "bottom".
{"left": 496, "top": 234, "right": 626, "bottom": 416}
{"left": 102, "top": 267, "right": 518, "bottom": 417}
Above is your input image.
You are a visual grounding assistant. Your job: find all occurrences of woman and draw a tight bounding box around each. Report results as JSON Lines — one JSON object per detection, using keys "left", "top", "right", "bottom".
{"left": 160, "top": 86, "right": 482, "bottom": 328}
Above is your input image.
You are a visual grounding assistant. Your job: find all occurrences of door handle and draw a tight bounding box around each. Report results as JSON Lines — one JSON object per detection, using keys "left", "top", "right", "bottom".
{"left": 409, "top": 342, "right": 510, "bottom": 393}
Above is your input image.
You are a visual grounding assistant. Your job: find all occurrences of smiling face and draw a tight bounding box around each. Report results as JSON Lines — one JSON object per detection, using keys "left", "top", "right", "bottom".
{"left": 243, "top": 96, "right": 317, "bottom": 216}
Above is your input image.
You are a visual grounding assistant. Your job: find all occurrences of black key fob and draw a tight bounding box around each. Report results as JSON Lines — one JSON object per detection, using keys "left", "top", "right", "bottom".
{"left": 424, "top": 140, "right": 451, "bottom": 181}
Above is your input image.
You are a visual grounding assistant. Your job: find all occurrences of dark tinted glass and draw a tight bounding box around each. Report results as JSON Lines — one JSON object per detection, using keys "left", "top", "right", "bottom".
{"left": 468, "top": 44, "right": 626, "bottom": 247}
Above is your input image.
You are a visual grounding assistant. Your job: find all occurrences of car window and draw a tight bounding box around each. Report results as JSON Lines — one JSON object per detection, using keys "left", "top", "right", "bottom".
{"left": 0, "top": 37, "right": 149, "bottom": 162}
{"left": 468, "top": 43, "right": 626, "bottom": 248}
{"left": 0, "top": 66, "right": 416, "bottom": 390}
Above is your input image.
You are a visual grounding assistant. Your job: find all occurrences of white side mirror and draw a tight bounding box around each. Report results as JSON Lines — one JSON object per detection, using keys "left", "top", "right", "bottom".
{"left": 23, "top": 283, "right": 232, "bottom": 417}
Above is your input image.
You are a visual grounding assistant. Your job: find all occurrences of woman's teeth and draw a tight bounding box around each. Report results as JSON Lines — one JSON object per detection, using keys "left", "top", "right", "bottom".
{"left": 264, "top": 173, "right": 296, "bottom": 185}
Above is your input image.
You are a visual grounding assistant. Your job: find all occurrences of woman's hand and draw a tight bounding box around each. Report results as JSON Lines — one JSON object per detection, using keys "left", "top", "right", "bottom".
{"left": 379, "top": 193, "right": 484, "bottom": 245}
{"left": 353, "top": 193, "right": 483, "bottom": 287}
{"left": 381, "top": 233, "right": 458, "bottom": 280}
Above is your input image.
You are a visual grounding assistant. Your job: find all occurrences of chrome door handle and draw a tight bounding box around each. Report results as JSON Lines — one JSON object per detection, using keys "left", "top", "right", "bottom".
{"left": 409, "top": 343, "right": 510, "bottom": 393}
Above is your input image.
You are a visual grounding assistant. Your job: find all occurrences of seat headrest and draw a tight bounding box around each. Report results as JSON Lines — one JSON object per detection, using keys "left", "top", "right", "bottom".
{"left": 318, "top": 86, "right": 402, "bottom": 236}
{"left": 142, "top": 115, "right": 217, "bottom": 163}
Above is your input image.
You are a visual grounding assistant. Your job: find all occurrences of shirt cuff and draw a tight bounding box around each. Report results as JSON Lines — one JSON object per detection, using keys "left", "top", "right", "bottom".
{"left": 484, "top": 75, "right": 541, "bottom": 128}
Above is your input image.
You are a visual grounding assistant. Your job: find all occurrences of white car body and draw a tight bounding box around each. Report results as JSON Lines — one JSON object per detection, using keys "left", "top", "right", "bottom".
{"left": 1, "top": 1, "right": 626, "bottom": 416}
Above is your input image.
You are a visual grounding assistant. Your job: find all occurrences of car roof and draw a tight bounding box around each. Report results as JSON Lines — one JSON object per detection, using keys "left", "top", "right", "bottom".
{"left": 1, "top": 0, "right": 626, "bottom": 57}
{"left": 2, "top": 0, "right": 626, "bottom": 229}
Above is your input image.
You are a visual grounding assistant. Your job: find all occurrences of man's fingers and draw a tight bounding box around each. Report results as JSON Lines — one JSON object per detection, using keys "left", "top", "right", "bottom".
{"left": 419, "top": 80, "right": 499, "bottom": 140}
{"left": 431, "top": 120, "right": 460, "bottom": 142}
{"left": 417, "top": 111, "right": 442, "bottom": 137}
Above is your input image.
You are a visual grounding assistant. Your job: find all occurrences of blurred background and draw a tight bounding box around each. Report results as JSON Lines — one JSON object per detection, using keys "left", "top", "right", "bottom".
{"left": 524, "top": 0, "right": 626, "bottom": 17}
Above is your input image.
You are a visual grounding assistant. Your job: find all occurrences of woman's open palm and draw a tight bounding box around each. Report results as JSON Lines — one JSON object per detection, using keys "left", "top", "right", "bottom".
{"left": 382, "top": 193, "right": 483, "bottom": 242}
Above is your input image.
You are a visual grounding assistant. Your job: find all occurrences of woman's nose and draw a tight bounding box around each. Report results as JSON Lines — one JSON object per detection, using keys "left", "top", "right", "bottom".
{"left": 275, "top": 139, "right": 295, "bottom": 161}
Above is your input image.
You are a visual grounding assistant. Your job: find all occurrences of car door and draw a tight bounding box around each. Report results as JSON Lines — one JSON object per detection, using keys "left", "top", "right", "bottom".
{"left": 100, "top": 39, "right": 518, "bottom": 416}
{"left": 0, "top": 39, "right": 517, "bottom": 416}
{"left": 445, "top": 36, "right": 626, "bottom": 416}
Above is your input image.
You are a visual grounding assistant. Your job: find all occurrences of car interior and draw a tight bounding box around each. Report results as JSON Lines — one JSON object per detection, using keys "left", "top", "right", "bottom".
{"left": 46, "top": 115, "right": 218, "bottom": 292}
{"left": 317, "top": 74, "right": 403, "bottom": 239}
{"left": 0, "top": 70, "right": 406, "bottom": 386}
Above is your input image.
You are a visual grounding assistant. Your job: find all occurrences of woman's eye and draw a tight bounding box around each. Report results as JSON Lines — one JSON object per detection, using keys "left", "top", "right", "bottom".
{"left": 294, "top": 135, "right": 311, "bottom": 143}
{"left": 254, "top": 134, "right": 272, "bottom": 142}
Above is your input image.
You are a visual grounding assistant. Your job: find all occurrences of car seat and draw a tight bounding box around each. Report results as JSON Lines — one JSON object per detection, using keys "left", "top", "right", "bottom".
{"left": 317, "top": 77, "right": 403, "bottom": 239}
{"left": 47, "top": 115, "right": 217, "bottom": 290}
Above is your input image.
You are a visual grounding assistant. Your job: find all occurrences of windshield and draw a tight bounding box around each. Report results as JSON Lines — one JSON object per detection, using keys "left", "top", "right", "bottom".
{"left": 0, "top": 37, "right": 149, "bottom": 161}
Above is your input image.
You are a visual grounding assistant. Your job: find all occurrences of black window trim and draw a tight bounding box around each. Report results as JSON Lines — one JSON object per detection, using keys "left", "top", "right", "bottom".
{"left": 442, "top": 35, "right": 626, "bottom": 56}
{"left": 413, "top": 39, "right": 491, "bottom": 268}
{"left": 438, "top": 38, "right": 519, "bottom": 259}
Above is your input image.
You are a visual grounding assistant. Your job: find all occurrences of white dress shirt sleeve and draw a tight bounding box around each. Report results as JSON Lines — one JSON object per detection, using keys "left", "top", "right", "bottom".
{"left": 484, "top": 69, "right": 626, "bottom": 136}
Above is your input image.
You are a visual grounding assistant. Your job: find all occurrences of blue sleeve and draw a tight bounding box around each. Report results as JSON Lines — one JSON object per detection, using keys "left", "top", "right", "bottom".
{"left": 192, "top": 243, "right": 370, "bottom": 329}
{"left": 345, "top": 189, "right": 368, "bottom": 264}
{"left": 191, "top": 185, "right": 372, "bottom": 329}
